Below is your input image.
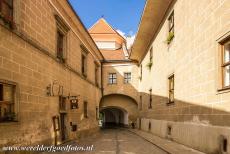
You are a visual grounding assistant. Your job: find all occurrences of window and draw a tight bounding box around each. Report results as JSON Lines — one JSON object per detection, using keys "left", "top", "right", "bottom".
{"left": 57, "top": 31, "right": 65, "bottom": 62}
{"left": 81, "top": 54, "right": 87, "bottom": 77}
{"left": 168, "top": 74, "right": 174, "bottom": 104}
{"left": 0, "top": 82, "right": 16, "bottom": 122}
{"left": 149, "top": 89, "right": 152, "bottom": 109}
{"left": 150, "top": 47, "right": 153, "bottom": 63}
{"left": 0, "top": 0, "right": 14, "bottom": 28}
{"left": 84, "top": 101, "right": 88, "bottom": 118}
{"left": 221, "top": 38, "right": 230, "bottom": 88}
{"left": 95, "top": 63, "right": 99, "bottom": 86}
{"left": 168, "top": 11, "right": 174, "bottom": 34}
{"left": 55, "top": 15, "right": 69, "bottom": 63}
{"left": 108, "top": 73, "right": 117, "bottom": 84}
{"left": 124, "top": 72, "right": 131, "bottom": 83}
{"left": 81, "top": 45, "right": 89, "bottom": 77}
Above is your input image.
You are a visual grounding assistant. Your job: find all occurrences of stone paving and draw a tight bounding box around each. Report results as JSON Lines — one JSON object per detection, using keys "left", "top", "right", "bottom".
{"left": 42, "top": 128, "right": 168, "bottom": 154}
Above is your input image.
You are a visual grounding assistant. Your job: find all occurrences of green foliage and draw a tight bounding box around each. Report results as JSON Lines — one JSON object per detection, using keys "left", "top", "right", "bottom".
{"left": 166, "top": 32, "right": 174, "bottom": 44}
{"left": 146, "top": 61, "right": 153, "bottom": 70}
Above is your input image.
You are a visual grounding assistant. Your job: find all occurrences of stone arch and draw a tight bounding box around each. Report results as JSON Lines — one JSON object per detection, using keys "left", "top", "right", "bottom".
{"left": 99, "top": 94, "right": 138, "bottom": 127}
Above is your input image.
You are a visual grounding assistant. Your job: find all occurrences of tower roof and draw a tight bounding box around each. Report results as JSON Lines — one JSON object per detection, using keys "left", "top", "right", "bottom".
{"left": 89, "top": 18, "right": 125, "bottom": 41}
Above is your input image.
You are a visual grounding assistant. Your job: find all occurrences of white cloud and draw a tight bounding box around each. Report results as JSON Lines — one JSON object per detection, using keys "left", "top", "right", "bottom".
{"left": 116, "top": 29, "right": 135, "bottom": 49}
{"left": 116, "top": 29, "right": 126, "bottom": 38}
{"left": 126, "top": 35, "right": 135, "bottom": 49}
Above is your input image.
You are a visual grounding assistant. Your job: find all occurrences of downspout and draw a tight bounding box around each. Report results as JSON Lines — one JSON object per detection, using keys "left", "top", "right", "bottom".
{"left": 100, "top": 61, "right": 104, "bottom": 96}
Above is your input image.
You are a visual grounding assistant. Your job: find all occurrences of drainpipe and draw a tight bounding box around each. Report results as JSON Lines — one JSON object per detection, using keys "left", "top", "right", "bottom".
{"left": 100, "top": 61, "right": 104, "bottom": 96}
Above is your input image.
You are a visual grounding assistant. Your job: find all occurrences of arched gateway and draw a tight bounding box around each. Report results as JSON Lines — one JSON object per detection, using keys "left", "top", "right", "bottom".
{"left": 99, "top": 94, "right": 138, "bottom": 127}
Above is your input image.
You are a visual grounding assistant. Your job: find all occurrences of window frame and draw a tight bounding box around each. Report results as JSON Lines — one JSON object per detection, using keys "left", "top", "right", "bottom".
{"left": 221, "top": 38, "right": 230, "bottom": 89}
{"left": 55, "top": 15, "right": 69, "bottom": 63}
{"left": 108, "top": 73, "right": 117, "bottom": 84}
{"left": 168, "top": 74, "right": 175, "bottom": 104}
{"left": 124, "top": 72, "right": 131, "bottom": 84}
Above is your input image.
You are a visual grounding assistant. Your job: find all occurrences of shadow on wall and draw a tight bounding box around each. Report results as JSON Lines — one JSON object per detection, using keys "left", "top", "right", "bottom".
{"left": 99, "top": 64, "right": 230, "bottom": 153}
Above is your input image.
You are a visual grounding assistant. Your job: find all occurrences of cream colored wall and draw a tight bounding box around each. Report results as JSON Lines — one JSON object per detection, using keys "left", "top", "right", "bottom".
{"left": 138, "top": 0, "right": 230, "bottom": 153}
{"left": 139, "top": 0, "right": 230, "bottom": 126}
{"left": 102, "top": 63, "right": 139, "bottom": 102}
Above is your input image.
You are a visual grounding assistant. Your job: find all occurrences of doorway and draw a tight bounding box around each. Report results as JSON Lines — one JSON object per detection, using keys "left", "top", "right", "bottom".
{"left": 60, "top": 113, "right": 67, "bottom": 141}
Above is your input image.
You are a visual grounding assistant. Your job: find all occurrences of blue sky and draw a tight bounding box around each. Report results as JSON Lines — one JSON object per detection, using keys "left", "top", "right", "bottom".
{"left": 69, "top": 0, "right": 146, "bottom": 36}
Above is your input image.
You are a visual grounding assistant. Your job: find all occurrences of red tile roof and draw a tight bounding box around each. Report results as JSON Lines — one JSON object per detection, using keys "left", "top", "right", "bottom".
{"left": 100, "top": 49, "right": 126, "bottom": 61}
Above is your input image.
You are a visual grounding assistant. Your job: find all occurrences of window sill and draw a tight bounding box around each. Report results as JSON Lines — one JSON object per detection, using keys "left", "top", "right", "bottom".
{"left": 0, "top": 121, "right": 19, "bottom": 126}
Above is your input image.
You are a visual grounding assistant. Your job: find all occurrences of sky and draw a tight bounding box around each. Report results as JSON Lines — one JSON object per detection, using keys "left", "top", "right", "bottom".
{"left": 69, "top": 0, "right": 146, "bottom": 47}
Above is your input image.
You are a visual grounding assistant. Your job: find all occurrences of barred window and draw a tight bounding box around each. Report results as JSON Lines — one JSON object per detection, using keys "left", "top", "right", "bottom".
{"left": 0, "top": 82, "right": 16, "bottom": 122}
{"left": 108, "top": 73, "right": 117, "bottom": 84}
{"left": 124, "top": 72, "right": 131, "bottom": 83}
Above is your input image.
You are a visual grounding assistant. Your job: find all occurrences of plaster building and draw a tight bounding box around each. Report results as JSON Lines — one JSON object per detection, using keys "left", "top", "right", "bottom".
{"left": 89, "top": 18, "right": 139, "bottom": 127}
{"left": 0, "top": 0, "right": 103, "bottom": 147}
{"left": 130, "top": 0, "right": 230, "bottom": 153}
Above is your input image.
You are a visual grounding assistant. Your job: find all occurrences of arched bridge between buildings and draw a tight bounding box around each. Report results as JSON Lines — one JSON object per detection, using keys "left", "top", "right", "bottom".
{"left": 99, "top": 94, "right": 138, "bottom": 128}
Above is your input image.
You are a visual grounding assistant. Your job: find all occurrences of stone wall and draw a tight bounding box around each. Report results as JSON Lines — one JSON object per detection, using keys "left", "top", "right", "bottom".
{"left": 0, "top": 0, "right": 102, "bottom": 147}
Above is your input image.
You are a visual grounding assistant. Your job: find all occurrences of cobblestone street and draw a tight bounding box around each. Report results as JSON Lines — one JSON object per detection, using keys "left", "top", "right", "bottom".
{"left": 43, "top": 129, "right": 168, "bottom": 154}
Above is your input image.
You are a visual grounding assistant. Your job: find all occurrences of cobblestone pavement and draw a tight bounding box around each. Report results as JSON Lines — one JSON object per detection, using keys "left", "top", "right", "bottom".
{"left": 43, "top": 129, "right": 169, "bottom": 154}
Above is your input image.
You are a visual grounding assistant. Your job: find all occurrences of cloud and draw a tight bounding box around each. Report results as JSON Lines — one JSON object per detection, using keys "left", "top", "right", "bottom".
{"left": 116, "top": 29, "right": 126, "bottom": 38}
{"left": 126, "top": 35, "right": 135, "bottom": 49}
{"left": 116, "top": 29, "right": 135, "bottom": 49}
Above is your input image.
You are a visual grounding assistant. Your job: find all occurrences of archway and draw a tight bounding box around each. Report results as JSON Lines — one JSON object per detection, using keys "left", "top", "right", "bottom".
{"left": 100, "top": 107, "right": 128, "bottom": 128}
{"left": 99, "top": 94, "right": 138, "bottom": 128}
